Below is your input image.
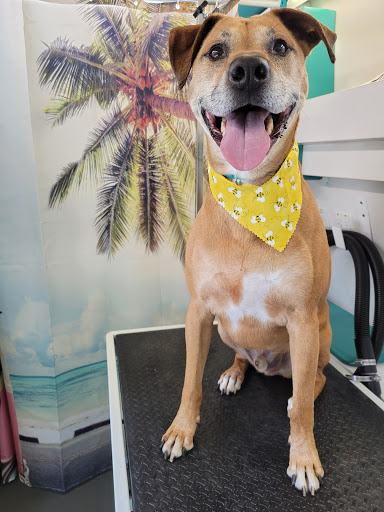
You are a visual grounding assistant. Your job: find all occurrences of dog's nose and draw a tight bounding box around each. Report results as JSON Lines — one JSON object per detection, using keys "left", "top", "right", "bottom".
{"left": 228, "top": 56, "right": 270, "bottom": 89}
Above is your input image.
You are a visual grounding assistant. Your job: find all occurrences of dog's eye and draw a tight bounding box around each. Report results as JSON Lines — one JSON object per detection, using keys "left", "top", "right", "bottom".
{"left": 273, "top": 39, "right": 289, "bottom": 55}
{"left": 208, "top": 45, "right": 225, "bottom": 61}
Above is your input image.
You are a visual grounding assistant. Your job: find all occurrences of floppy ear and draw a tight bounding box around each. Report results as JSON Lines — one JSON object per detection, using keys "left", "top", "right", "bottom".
{"left": 169, "top": 14, "right": 225, "bottom": 89}
{"left": 272, "top": 8, "right": 337, "bottom": 63}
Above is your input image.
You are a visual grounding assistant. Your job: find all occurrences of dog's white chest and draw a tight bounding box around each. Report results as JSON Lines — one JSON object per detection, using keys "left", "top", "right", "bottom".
{"left": 226, "top": 271, "right": 281, "bottom": 329}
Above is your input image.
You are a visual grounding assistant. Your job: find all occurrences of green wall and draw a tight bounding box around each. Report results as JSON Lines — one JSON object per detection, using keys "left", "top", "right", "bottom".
{"left": 301, "top": 7, "right": 336, "bottom": 98}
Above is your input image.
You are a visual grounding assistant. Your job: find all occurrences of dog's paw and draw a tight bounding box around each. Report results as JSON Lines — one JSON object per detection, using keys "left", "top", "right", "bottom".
{"left": 287, "top": 442, "right": 324, "bottom": 496}
{"left": 217, "top": 369, "right": 244, "bottom": 395}
{"left": 217, "top": 370, "right": 244, "bottom": 395}
{"left": 161, "top": 418, "right": 197, "bottom": 462}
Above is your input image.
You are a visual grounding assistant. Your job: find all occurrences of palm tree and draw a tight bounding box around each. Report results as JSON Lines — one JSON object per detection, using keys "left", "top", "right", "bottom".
{"left": 38, "top": 2, "right": 196, "bottom": 261}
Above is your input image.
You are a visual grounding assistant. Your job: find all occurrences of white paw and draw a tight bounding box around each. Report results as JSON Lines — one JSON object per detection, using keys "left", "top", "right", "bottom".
{"left": 161, "top": 431, "right": 194, "bottom": 462}
{"left": 287, "top": 465, "right": 322, "bottom": 496}
{"left": 217, "top": 374, "right": 243, "bottom": 395}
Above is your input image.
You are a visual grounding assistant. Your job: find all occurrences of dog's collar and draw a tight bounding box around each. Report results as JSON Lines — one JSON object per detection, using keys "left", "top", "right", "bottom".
{"left": 208, "top": 141, "right": 302, "bottom": 252}
{"left": 224, "top": 174, "right": 249, "bottom": 186}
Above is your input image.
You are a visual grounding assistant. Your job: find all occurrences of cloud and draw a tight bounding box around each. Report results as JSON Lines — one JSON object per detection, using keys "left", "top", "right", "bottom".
{"left": 0, "top": 293, "right": 109, "bottom": 376}
{"left": 0, "top": 297, "right": 54, "bottom": 376}
{"left": 52, "top": 293, "right": 108, "bottom": 372}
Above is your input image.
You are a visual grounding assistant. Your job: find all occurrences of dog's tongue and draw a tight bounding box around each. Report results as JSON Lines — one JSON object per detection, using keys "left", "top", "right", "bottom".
{"left": 221, "top": 109, "right": 271, "bottom": 171}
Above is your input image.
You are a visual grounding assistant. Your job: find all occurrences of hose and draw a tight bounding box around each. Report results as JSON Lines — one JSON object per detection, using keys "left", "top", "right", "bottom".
{"left": 344, "top": 231, "right": 384, "bottom": 362}
{"left": 327, "top": 230, "right": 381, "bottom": 397}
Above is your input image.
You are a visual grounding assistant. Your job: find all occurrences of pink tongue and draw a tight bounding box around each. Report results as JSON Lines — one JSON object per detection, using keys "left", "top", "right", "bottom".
{"left": 221, "top": 109, "right": 271, "bottom": 171}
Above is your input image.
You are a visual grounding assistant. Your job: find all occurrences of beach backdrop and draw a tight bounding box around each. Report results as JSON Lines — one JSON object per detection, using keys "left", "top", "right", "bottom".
{"left": 0, "top": 0, "right": 196, "bottom": 490}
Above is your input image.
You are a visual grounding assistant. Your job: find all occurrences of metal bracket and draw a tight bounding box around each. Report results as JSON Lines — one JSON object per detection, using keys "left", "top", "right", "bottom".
{"left": 193, "top": 1, "right": 208, "bottom": 18}
{"left": 346, "top": 374, "right": 382, "bottom": 383}
{"left": 355, "top": 359, "right": 377, "bottom": 367}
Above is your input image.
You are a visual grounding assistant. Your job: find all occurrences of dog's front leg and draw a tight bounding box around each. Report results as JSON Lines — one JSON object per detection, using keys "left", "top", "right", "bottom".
{"left": 286, "top": 312, "right": 323, "bottom": 496}
{"left": 162, "top": 300, "right": 214, "bottom": 462}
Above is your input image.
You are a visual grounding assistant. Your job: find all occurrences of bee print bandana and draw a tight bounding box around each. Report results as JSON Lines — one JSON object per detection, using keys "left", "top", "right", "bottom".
{"left": 208, "top": 142, "right": 302, "bottom": 252}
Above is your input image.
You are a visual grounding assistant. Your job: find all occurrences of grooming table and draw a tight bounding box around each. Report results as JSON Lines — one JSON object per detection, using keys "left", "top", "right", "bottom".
{"left": 107, "top": 325, "right": 384, "bottom": 512}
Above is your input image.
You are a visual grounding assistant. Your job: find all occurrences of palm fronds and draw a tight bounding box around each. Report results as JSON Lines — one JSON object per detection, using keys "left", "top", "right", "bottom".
{"left": 38, "top": 37, "right": 121, "bottom": 99}
{"left": 137, "top": 131, "right": 166, "bottom": 253}
{"left": 155, "top": 137, "right": 193, "bottom": 262}
{"left": 49, "top": 104, "right": 131, "bottom": 207}
{"left": 77, "top": 0, "right": 129, "bottom": 6}
{"left": 137, "top": 14, "right": 183, "bottom": 73}
{"left": 95, "top": 127, "right": 138, "bottom": 256}
{"left": 41, "top": 5, "right": 197, "bottom": 261}
{"left": 44, "top": 85, "right": 117, "bottom": 126}
{"left": 80, "top": 5, "right": 134, "bottom": 65}
{"left": 163, "top": 167, "right": 193, "bottom": 262}
{"left": 158, "top": 114, "right": 196, "bottom": 186}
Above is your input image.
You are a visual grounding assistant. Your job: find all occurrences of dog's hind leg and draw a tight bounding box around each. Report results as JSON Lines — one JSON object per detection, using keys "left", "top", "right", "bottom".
{"left": 217, "top": 353, "right": 249, "bottom": 395}
{"left": 314, "top": 299, "right": 332, "bottom": 400}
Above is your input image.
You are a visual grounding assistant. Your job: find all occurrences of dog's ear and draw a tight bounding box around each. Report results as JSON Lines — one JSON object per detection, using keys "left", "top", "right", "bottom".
{"left": 169, "top": 14, "right": 225, "bottom": 89}
{"left": 272, "top": 8, "right": 337, "bottom": 63}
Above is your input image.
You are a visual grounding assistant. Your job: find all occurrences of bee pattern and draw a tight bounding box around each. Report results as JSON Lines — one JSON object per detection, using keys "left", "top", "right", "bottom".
{"left": 272, "top": 175, "right": 284, "bottom": 187}
{"left": 291, "top": 202, "right": 301, "bottom": 212}
{"left": 232, "top": 207, "right": 243, "bottom": 219}
{"left": 228, "top": 186, "right": 241, "bottom": 198}
{"left": 255, "top": 187, "right": 265, "bottom": 202}
{"left": 274, "top": 197, "right": 285, "bottom": 212}
{"left": 290, "top": 176, "right": 296, "bottom": 190}
{"left": 211, "top": 175, "right": 217, "bottom": 184}
{"left": 265, "top": 231, "right": 275, "bottom": 246}
{"left": 217, "top": 192, "right": 225, "bottom": 207}
{"left": 281, "top": 219, "right": 293, "bottom": 231}
{"left": 284, "top": 159, "right": 293, "bottom": 169}
{"left": 251, "top": 214, "right": 266, "bottom": 224}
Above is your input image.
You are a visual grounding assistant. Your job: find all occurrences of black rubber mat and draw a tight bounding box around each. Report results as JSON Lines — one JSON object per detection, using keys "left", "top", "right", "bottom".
{"left": 115, "top": 326, "right": 384, "bottom": 512}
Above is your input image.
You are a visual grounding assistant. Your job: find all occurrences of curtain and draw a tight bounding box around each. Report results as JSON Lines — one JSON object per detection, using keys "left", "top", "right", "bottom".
{"left": 0, "top": 355, "right": 25, "bottom": 485}
{"left": 0, "top": 0, "right": 197, "bottom": 491}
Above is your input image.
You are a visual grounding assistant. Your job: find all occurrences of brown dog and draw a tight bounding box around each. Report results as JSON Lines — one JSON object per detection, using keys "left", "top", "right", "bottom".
{"left": 162, "top": 8, "right": 336, "bottom": 496}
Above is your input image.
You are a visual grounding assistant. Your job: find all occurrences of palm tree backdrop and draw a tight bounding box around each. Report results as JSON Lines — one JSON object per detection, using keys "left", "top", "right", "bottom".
{"left": 38, "top": 2, "right": 196, "bottom": 261}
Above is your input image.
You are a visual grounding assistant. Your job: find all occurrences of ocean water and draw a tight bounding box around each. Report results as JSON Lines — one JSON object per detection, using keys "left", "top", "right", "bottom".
{"left": 11, "top": 361, "right": 109, "bottom": 426}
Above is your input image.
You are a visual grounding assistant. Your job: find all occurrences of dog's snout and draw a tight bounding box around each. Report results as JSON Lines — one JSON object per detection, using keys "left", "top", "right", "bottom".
{"left": 228, "top": 56, "right": 270, "bottom": 89}
{"left": 254, "top": 60, "right": 269, "bottom": 81}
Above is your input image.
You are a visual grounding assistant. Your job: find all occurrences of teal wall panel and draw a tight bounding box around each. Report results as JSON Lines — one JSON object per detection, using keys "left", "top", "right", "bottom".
{"left": 301, "top": 7, "right": 336, "bottom": 99}
{"left": 238, "top": 7, "right": 336, "bottom": 100}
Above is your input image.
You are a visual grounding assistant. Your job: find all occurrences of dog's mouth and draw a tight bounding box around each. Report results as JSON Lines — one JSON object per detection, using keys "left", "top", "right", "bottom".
{"left": 202, "top": 104, "right": 295, "bottom": 171}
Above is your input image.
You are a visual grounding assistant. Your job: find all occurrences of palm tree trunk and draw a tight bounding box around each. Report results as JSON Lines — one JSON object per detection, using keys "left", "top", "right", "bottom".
{"left": 148, "top": 94, "right": 196, "bottom": 121}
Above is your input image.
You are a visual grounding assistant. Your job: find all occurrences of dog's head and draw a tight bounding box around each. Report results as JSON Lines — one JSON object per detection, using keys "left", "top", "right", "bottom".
{"left": 169, "top": 9, "right": 336, "bottom": 177}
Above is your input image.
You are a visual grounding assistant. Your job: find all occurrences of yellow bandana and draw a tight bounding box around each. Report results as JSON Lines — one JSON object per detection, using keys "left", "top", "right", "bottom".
{"left": 208, "top": 142, "right": 302, "bottom": 252}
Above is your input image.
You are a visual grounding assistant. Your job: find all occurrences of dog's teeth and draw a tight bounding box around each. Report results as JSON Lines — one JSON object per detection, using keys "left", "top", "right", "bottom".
{"left": 221, "top": 118, "right": 226, "bottom": 136}
{"left": 206, "top": 111, "right": 216, "bottom": 125}
{"left": 265, "top": 114, "right": 274, "bottom": 135}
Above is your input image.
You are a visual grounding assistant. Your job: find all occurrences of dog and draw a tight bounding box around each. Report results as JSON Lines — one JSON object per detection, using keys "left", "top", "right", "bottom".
{"left": 162, "top": 8, "right": 336, "bottom": 496}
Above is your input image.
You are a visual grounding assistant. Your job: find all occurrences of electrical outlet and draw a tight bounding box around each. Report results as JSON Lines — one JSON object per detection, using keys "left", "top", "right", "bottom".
{"left": 334, "top": 211, "right": 344, "bottom": 229}
{"left": 342, "top": 212, "right": 354, "bottom": 230}
{"left": 335, "top": 210, "right": 354, "bottom": 231}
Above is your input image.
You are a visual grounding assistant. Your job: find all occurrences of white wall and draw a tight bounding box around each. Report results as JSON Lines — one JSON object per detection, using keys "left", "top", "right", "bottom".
{"left": 308, "top": 178, "right": 383, "bottom": 320}
{"left": 301, "top": 0, "right": 384, "bottom": 319}
{"left": 305, "top": 0, "right": 384, "bottom": 91}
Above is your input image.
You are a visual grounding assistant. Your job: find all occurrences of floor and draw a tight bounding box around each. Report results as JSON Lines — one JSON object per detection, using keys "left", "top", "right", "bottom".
{"left": 0, "top": 470, "right": 115, "bottom": 512}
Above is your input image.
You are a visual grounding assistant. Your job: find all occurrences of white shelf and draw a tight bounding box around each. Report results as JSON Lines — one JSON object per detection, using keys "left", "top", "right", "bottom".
{"left": 297, "top": 81, "right": 384, "bottom": 181}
